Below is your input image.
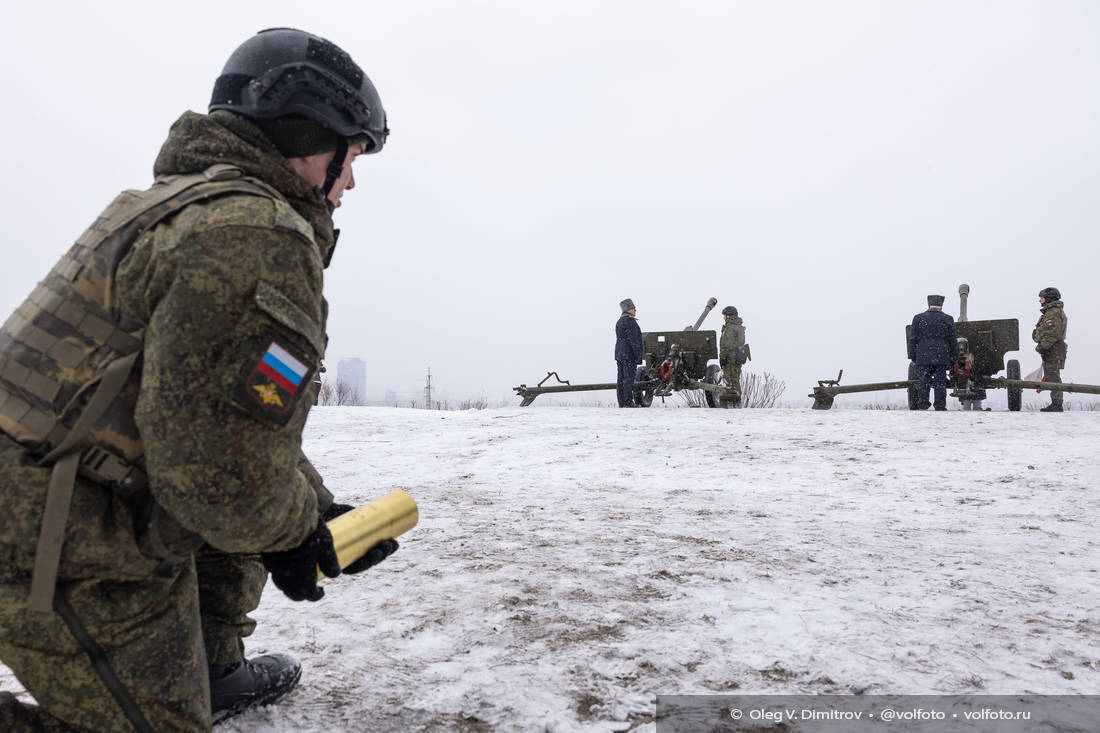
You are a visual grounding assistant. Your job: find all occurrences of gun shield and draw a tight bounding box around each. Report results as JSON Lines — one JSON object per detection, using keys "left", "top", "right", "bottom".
{"left": 318, "top": 490, "right": 419, "bottom": 580}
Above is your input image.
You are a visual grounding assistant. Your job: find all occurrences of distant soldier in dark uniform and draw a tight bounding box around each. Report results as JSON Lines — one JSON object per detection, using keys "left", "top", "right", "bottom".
{"left": 718, "top": 306, "right": 746, "bottom": 407}
{"left": 615, "top": 299, "right": 643, "bottom": 407}
{"left": 908, "top": 294, "right": 958, "bottom": 411}
{"left": 1033, "top": 287, "right": 1068, "bottom": 412}
{"left": 0, "top": 28, "right": 396, "bottom": 732}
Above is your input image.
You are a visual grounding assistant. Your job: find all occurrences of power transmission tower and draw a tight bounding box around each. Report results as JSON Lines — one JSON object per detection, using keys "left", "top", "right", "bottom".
{"left": 423, "top": 367, "right": 432, "bottom": 409}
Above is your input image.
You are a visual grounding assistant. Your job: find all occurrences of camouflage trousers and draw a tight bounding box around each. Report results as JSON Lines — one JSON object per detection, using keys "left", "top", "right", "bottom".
{"left": 721, "top": 362, "right": 742, "bottom": 404}
{"left": 1043, "top": 359, "right": 1065, "bottom": 406}
{"left": 0, "top": 549, "right": 266, "bottom": 732}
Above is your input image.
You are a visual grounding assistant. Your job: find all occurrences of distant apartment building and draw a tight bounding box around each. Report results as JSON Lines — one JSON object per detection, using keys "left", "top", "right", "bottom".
{"left": 336, "top": 358, "right": 366, "bottom": 404}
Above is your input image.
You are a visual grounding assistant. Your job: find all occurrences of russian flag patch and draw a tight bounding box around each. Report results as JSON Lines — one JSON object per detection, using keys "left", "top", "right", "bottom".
{"left": 258, "top": 342, "right": 309, "bottom": 394}
{"left": 234, "top": 335, "right": 316, "bottom": 425}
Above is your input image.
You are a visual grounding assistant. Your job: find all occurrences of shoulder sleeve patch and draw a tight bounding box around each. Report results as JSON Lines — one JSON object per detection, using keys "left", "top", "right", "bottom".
{"left": 1046, "top": 320, "right": 1054, "bottom": 326}
{"left": 233, "top": 335, "right": 317, "bottom": 426}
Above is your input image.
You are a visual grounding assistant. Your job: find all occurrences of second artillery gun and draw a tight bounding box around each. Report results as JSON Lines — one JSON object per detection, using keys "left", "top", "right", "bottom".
{"left": 513, "top": 298, "right": 740, "bottom": 407}
{"left": 809, "top": 284, "right": 1100, "bottom": 410}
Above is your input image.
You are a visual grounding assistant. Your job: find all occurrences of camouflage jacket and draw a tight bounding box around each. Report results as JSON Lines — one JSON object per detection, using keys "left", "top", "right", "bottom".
{"left": 0, "top": 111, "right": 336, "bottom": 576}
{"left": 1032, "top": 300, "right": 1067, "bottom": 359}
{"left": 719, "top": 317, "right": 745, "bottom": 363}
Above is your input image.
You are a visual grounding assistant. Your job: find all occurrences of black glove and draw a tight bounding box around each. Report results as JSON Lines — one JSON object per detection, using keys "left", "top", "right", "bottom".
{"left": 261, "top": 518, "right": 341, "bottom": 602}
{"left": 321, "top": 502, "right": 354, "bottom": 522}
{"left": 320, "top": 503, "right": 400, "bottom": 575}
{"left": 345, "top": 538, "right": 399, "bottom": 574}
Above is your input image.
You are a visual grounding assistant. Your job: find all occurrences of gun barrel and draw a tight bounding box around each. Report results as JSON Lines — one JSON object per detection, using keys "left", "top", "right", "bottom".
{"left": 958, "top": 283, "right": 969, "bottom": 322}
{"left": 690, "top": 297, "right": 719, "bottom": 331}
{"left": 318, "top": 490, "right": 419, "bottom": 579}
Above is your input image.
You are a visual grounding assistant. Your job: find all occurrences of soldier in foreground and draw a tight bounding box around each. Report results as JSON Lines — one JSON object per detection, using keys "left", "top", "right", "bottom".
{"left": 0, "top": 28, "right": 396, "bottom": 731}
{"left": 1033, "top": 287, "right": 1068, "bottom": 412}
{"left": 907, "top": 294, "right": 958, "bottom": 410}
{"left": 615, "top": 299, "right": 643, "bottom": 407}
{"left": 718, "top": 306, "right": 746, "bottom": 407}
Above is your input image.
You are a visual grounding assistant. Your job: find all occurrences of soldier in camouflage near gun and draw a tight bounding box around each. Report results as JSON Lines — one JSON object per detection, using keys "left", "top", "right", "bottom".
{"left": 1033, "top": 286, "right": 1068, "bottom": 412}
{"left": 0, "top": 28, "right": 397, "bottom": 732}
{"left": 719, "top": 306, "right": 748, "bottom": 408}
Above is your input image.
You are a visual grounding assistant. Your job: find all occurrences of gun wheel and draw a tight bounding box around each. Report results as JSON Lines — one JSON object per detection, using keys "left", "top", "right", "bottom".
{"left": 703, "top": 363, "right": 723, "bottom": 408}
{"left": 907, "top": 361, "right": 919, "bottom": 410}
{"left": 634, "top": 365, "right": 654, "bottom": 407}
{"left": 1006, "top": 359, "right": 1022, "bottom": 411}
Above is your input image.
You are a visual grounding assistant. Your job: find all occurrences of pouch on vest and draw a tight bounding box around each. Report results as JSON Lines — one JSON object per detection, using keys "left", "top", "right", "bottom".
{"left": 1047, "top": 340, "right": 1068, "bottom": 363}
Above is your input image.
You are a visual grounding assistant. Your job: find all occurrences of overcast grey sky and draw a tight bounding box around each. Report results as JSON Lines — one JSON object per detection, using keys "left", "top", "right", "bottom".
{"left": 3, "top": 1, "right": 1098, "bottom": 406}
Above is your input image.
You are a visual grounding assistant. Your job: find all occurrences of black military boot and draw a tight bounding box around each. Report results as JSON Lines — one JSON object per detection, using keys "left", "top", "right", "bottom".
{"left": 1040, "top": 403, "right": 1064, "bottom": 412}
{"left": 210, "top": 653, "right": 302, "bottom": 724}
{"left": 0, "top": 692, "right": 32, "bottom": 728}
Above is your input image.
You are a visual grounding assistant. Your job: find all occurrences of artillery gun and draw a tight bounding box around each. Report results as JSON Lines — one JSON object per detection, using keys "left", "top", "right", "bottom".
{"left": 810, "top": 284, "right": 1100, "bottom": 410}
{"left": 513, "top": 298, "right": 738, "bottom": 407}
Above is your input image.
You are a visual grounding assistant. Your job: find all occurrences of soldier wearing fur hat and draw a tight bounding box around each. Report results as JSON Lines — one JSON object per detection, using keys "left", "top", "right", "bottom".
{"left": 615, "top": 299, "right": 643, "bottom": 407}
{"left": 907, "top": 295, "right": 958, "bottom": 410}
{"left": 1033, "top": 287, "right": 1068, "bottom": 412}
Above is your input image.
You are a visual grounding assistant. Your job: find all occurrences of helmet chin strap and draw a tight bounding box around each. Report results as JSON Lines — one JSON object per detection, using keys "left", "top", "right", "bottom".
{"left": 321, "top": 138, "right": 348, "bottom": 200}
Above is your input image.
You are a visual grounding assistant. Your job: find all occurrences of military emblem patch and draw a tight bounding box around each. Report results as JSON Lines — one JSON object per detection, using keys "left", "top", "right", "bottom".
{"left": 234, "top": 336, "right": 315, "bottom": 425}
{"left": 1046, "top": 320, "right": 1054, "bottom": 326}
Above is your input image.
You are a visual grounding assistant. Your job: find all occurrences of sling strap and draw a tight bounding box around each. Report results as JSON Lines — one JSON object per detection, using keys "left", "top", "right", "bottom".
{"left": 54, "top": 584, "right": 157, "bottom": 733}
{"left": 28, "top": 350, "right": 141, "bottom": 613}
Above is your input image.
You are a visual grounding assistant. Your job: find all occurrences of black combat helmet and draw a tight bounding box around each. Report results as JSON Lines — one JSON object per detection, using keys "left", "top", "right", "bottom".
{"left": 1038, "top": 287, "right": 1061, "bottom": 301}
{"left": 211, "top": 28, "right": 387, "bottom": 150}
{"left": 210, "top": 28, "right": 388, "bottom": 198}
{"left": 721, "top": 306, "right": 738, "bottom": 317}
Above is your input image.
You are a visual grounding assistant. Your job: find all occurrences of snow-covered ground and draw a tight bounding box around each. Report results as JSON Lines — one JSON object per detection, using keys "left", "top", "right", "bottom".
{"left": 3, "top": 406, "right": 1099, "bottom": 731}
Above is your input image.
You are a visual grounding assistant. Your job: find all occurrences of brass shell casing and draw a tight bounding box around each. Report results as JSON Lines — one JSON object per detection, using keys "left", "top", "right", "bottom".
{"left": 318, "top": 490, "right": 419, "bottom": 580}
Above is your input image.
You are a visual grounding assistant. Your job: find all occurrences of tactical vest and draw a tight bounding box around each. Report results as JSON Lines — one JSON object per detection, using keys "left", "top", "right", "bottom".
{"left": 0, "top": 163, "right": 282, "bottom": 612}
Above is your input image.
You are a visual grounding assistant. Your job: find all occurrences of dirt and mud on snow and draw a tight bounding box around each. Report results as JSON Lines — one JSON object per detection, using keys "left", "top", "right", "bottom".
{"left": 3, "top": 407, "right": 1098, "bottom": 732}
